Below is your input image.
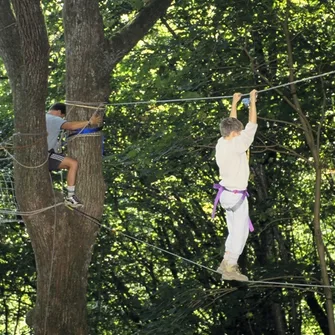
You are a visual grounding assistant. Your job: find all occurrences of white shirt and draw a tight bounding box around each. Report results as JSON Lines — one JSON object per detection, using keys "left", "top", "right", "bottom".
{"left": 215, "top": 122, "right": 258, "bottom": 190}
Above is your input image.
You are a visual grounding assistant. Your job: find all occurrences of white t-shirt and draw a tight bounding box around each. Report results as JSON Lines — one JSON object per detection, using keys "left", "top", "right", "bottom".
{"left": 215, "top": 122, "right": 258, "bottom": 190}
{"left": 46, "top": 113, "right": 67, "bottom": 151}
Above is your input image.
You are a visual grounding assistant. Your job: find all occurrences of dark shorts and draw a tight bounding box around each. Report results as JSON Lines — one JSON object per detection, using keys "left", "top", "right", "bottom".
{"left": 48, "top": 151, "right": 65, "bottom": 171}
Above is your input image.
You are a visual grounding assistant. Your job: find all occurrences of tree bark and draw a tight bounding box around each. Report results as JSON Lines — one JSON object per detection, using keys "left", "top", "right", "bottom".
{"left": 272, "top": 303, "right": 288, "bottom": 335}
{"left": 0, "top": 0, "right": 57, "bottom": 334}
{"left": 305, "top": 292, "right": 329, "bottom": 335}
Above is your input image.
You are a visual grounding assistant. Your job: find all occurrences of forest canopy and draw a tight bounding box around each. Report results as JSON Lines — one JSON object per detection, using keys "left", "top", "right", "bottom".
{"left": 0, "top": 0, "right": 335, "bottom": 334}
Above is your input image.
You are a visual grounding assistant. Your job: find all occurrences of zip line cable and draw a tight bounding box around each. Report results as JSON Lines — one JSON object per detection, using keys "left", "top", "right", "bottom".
{"left": 64, "top": 69, "right": 335, "bottom": 109}
{"left": 69, "top": 206, "right": 335, "bottom": 290}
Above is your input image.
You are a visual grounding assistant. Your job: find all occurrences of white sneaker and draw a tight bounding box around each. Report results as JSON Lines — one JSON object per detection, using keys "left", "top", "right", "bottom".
{"left": 65, "top": 195, "right": 83, "bottom": 208}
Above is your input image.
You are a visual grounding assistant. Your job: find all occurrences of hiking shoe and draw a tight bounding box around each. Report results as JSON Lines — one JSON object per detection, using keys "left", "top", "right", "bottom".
{"left": 217, "top": 260, "right": 226, "bottom": 275}
{"left": 222, "top": 262, "right": 248, "bottom": 281}
{"left": 65, "top": 195, "right": 83, "bottom": 208}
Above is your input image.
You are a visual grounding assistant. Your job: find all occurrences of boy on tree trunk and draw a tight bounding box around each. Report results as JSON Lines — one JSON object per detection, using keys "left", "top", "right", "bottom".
{"left": 46, "top": 102, "right": 102, "bottom": 207}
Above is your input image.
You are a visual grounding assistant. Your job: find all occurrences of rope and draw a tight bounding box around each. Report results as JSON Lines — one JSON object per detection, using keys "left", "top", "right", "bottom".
{"left": 0, "top": 219, "right": 24, "bottom": 223}
{"left": 69, "top": 207, "right": 335, "bottom": 290}
{"left": 13, "top": 132, "right": 47, "bottom": 136}
{"left": 0, "top": 202, "right": 63, "bottom": 216}
{"left": 64, "top": 103, "right": 106, "bottom": 111}
{"left": 0, "top": 146, "right": 48, "bottom": 169}
{"left": 67, "top": 127, "right": 102, "bottom": 140}
{"left": 66, "top": 105, "right": 104, "bottom": 142}
{"left": 65, "top": 69, "right": 335, "bottom": 108}
{"left": 71, "top": 133, "right": 101, "bottom": 138}
{"left": 0, "top": 136, "right": 45, "bottom": 150}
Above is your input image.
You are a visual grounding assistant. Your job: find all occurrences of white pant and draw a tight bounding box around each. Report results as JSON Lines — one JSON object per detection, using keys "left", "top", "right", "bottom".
{"left": 220, "top": 190, "right": 249, "bottom": 259}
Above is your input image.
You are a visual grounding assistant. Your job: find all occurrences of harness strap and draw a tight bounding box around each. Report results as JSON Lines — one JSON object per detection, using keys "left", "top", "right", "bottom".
{"left": 211, "top": 184, "right": 225, "bottom": 219}
{"left": 225, "top": 190, "right": 248, "bottom": 212}
{"left": 68, "top": 126, "right": 103, "bottom": 137}
{"left": 211, "top": 183, "right": 254, "bottom": 232}
{"left": 67, "top": 126, "right": 105, "bottom": 155}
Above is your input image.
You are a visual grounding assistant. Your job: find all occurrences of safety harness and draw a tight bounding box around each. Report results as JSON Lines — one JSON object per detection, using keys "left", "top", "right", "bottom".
{"left": 211, "top": 183, "right": 254, "bottom": 232}
{"left": 67, "top": 126, "right": 105, "bottom": 155}
{"left": 68, "top": 126, "right": 103, "bottom": 137}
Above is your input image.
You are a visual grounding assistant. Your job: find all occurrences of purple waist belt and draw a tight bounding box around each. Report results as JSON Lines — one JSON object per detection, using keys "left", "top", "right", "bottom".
{"left": 211, "top": 183, "right": 254, "bottom": 232}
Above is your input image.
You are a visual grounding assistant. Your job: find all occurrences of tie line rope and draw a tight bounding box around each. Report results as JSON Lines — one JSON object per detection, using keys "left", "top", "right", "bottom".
{"left": 1, "top": 189, "right": 333, "bottom": 290}
{"left": 64, "top": 69, "right": 335, "bottom": 109}
{"left": 0, "top": 146, "right": 49, "bottom": 169}
{"left": 69, "top": 207, "right": 335, "bottom": 290}
{"left": 0, "top": 202, "right": 63, "bottom": 216}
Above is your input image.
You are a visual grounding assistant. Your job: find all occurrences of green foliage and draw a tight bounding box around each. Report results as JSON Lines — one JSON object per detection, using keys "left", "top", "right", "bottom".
{"left": 91, "top": 0, "right": 335, "bottom": 333}
{"left": 0, "top": 60, "right": 13, "bottom": 156}
{"left": 1, "top": 0, "right": 335, "bottom": 333}
{"left": 0, "top": 221, "right": 35, "bottom": 334}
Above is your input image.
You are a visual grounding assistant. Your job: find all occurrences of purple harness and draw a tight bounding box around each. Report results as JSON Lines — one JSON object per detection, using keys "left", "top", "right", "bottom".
{"left": 212, "top": 183, "right": 254, "bottom": 232}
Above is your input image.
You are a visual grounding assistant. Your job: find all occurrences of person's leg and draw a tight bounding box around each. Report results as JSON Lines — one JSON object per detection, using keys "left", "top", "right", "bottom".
{"left": 218, "top": 191, "right": 249, "bottom": 281}
{"left": 226, "top": 199, "right": 249, "bottom": 263}
{"left": 217, "top": 211, "right": 234, "bottom": 270}
{"left": 217, "top": 191, "right": 236, "bottom": 272}
{"left": 58, "top": 157, "right": 78, "bottom": 187}
{"left": 225, "top": 199, "right": 249, "bottom": 281}
{"left": 57, "top": 156, "right": 83, "bottom": 207}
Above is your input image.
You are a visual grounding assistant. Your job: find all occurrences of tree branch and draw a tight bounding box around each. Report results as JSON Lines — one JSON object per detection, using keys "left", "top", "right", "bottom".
{"left": 282, "top": 11, "right": 316, "bottom": 157}
{"left": 107, "top": 0, "right": 173, "bottom": 66}
{"left": 316, "top": 75, "right": 327, "bottom": 150}
{"left": 258, "top": 115, "right": 304, "bottom": 129}
{"left": 0, "top": 0, "right": 22, "bottom": 81}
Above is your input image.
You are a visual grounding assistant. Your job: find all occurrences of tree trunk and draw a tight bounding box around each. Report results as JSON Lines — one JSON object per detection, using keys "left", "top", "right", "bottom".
{"left": 305, "top": 292, "right": 330, "bottom": 335}
{"left": 272, "top": 303, "right": 288, "bottom": 335}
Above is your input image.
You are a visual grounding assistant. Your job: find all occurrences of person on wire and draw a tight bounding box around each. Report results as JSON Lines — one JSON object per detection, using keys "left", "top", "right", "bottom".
{"left": 46, "top": 102, "right": 102, "bottom": 208}
{"left": 214, "top": 90, "right": 258, "bottom": 281}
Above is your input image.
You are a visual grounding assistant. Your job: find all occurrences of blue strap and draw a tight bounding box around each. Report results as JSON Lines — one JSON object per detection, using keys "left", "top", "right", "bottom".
{"left": 66, "top": 126, "right": 104, "bottom": 155}
{"left": 68, "top": 126, "right": 103, "bottom": 137}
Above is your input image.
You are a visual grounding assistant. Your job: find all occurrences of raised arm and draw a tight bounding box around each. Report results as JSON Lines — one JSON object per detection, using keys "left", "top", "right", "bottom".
{"left": 249, "top": 89, "right": 257, "bottom": 124}
{"left": 61, "top": 113, "right": 102, "bottom": 131}
{"left": 230, "top": 93, "right": 242, "bottom": 118}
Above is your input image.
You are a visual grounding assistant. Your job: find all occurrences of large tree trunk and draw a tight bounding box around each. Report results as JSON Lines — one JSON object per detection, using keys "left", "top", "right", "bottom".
{"left": 0, "top": 0, "right": 60, "bottom": 333}
{"left": 1, "top": 0, "right": 172, "bottom": 333}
